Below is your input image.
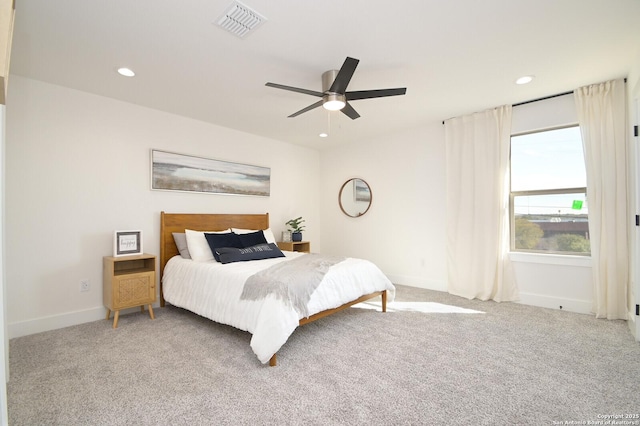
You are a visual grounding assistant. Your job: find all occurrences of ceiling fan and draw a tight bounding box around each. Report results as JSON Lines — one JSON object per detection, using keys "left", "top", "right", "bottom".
{"left": 265, "top": 57, "right": 406, "bottom": 120}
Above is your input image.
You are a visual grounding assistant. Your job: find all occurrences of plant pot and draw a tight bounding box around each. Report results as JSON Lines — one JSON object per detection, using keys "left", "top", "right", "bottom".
{"left": 292, "top": 232, "right": 302, "bottom": 242}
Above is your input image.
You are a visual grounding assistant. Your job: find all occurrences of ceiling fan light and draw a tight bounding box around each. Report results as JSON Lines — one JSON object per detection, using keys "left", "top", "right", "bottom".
{"left": 323, "top": 100, "right": 345, "bottom": 111}
{"left": 323, "top": 93, "right": 346, "bottom": 111}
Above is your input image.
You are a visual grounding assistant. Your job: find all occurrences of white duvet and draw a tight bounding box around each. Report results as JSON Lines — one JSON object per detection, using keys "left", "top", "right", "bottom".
{"left": 162, "top": 251, "right": 395, "bottom": 364}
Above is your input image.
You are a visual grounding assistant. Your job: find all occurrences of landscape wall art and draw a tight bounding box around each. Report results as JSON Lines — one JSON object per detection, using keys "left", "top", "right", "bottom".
{"left": 151, "top": 150, "right": 270, "bottom": 197}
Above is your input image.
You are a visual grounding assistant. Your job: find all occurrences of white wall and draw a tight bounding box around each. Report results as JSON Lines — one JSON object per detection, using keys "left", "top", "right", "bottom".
{"left": 5, "top": 76, "right": 321, "bottom": 338}
{"left": 5, "top": 72, "right": 634, "bottom": 339}
{"left": 320, "top": 94, "right": 597, "bottom": 314}
{"left": 319, "top": 123, "right": 448, "bottom": 291}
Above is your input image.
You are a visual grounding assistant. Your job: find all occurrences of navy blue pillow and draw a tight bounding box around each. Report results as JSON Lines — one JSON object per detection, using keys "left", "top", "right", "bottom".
{"left": 204, "top": 232, "right": 243, "bottom": 262}
{"left": 215, "top": 243, "right": 285, "bottom": 264}
{"left": 237, "top": 231, "right": 267, "bottom": 248}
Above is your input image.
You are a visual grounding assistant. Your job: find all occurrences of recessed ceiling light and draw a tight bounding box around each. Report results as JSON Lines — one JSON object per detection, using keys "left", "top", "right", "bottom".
{"left": 319, "top": 133, "right": 328, "bottom": 138}
{"left": 515, "top": 75, "right": 534, "bottom": 85}
{"left": 117, "top": 67, "right": 135, "bottom": 77}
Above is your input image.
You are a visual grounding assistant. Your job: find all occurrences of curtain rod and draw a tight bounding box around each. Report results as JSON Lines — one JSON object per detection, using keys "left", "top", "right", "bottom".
{"left": 441, "top": 90, "right": 572, "bottom": 124}
{"left": 511, "top": 90, "right": 573, "bottom": 107}
{"left": 441, "top": 78, "right": 627, "bottom": 124}
{"left": 513, "top": 77, "right": 627, "bottom": 107}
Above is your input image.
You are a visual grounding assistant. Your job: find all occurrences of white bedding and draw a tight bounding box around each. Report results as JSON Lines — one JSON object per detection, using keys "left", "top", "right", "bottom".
{"left": 162, "top": 251, "right": 395, "bottom": 364}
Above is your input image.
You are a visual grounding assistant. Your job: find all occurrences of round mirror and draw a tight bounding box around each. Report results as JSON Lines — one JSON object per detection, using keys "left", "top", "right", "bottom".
{"left": 339, "top": 178, "right": 372, "bottom": 218}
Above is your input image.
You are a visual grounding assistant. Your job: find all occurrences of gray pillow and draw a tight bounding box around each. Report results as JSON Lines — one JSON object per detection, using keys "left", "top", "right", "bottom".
{"left": 172, "top": 233, "right": 191, "bottom": 259}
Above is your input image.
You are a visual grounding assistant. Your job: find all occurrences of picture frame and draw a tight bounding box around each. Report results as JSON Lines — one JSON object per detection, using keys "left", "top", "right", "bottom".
{"left": 114, "top": 230, "right": 143, "bottom": 257}
{"left": 281, "top": 231, "right": 292, "bottom": 242}
{"left": 151, "top": 149, "right": 271, "bottom": 197}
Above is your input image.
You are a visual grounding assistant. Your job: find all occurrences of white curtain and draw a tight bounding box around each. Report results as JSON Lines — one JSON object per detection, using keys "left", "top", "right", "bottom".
{"left": 444, "top": 105, "right": 518, "bottom": 302}
{"left": 574, "top": 79, "right": 629, "bottom": 320}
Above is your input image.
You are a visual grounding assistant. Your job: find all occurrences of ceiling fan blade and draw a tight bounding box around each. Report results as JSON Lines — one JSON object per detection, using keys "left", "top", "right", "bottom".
{"left": 266, "top": 82, "right": 323, "bottom": 97}
{"left": 329, "top": 57, "right": 359, "bottom": 94}
{"left": 288, "top": 100, "right": 324, "bottom": 118}
{"left": 340, "top": 102, "right": 360, "bottom": 120}
{"left": 346, "top": 88, "right": 407, "bottom": 101}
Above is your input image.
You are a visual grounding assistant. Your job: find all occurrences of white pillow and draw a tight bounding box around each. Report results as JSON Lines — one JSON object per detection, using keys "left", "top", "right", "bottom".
{"left": 185, "top": 228, "right": 230, "bottom": 262}
{"left": 232, "top": 227, "right": 276, "bottom": 244}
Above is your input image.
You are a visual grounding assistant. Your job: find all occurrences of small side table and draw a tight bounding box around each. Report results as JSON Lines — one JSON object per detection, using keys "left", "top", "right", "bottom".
{"left": 277, "top": 241, "right": 311, "bottom": 253}
{"left": 103, "top": 253, "right": 157, "bottom": 328}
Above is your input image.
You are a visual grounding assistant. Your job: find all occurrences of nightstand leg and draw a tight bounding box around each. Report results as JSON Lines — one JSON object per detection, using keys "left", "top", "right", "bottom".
{"left": 113, "top": 311, "right": 120, "bottom": 329}
{"left": 105, "top": 309, "right": 111, "bottom": 320}
{"left": 147, "top": 304, "right": 155, "bottom": 320}
{"left": 140, "top": 306, "right": 145, "bottom": 312}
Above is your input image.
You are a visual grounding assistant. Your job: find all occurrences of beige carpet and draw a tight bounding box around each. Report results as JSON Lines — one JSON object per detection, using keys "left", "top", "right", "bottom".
{"left": 8, "top": 285, "right": 640, "bottom": 425}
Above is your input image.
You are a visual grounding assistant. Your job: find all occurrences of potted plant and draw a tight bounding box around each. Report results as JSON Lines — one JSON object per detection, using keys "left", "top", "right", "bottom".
{"left": 285, "top": 216, "right": 306, "bottom": 242}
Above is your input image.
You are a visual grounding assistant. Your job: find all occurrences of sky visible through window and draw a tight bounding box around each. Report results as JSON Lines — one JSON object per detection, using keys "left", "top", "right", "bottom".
{"left": 511, "top": 126, "right": 587, "bottom": 216}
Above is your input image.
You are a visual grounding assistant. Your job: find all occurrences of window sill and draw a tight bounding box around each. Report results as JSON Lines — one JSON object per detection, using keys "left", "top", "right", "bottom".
{"left": 509, "top": 252, "right": 592, "bottom": 267}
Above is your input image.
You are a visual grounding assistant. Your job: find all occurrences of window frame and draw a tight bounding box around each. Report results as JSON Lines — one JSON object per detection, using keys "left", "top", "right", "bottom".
{"left": 509, "top": 125, "right": 590, "bottom": 256}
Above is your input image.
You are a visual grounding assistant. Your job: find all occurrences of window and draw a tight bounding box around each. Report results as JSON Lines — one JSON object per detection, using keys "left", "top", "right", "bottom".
{"left": 510, "top": 126, "right": 590, "bottom": 255}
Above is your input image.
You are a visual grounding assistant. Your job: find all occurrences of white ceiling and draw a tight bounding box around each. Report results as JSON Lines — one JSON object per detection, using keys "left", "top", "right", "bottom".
{"left": 9, "top": 0, "right": 640, "bottom": 150}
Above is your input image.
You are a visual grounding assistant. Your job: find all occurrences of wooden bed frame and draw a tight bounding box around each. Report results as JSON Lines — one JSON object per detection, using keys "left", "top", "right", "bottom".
{"left": 159, "top": 211, "right": 387, "bottom": 366}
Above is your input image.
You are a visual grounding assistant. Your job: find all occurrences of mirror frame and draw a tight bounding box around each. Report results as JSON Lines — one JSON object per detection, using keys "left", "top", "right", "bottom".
{"left": 338, "top": 178, "right": 372, "bottom": 218}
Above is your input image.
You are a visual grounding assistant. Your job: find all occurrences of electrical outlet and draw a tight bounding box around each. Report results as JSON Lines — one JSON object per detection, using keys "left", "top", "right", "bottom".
{"left": 80, "top": 280, "right": 90, "bottom": 292}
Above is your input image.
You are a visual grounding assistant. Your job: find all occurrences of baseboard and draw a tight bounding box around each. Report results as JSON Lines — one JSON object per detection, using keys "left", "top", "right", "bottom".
{"left": 387, "top": 278, "right": 593, "bottom": 315}
{"left": 8, "top": 288, "right": 598, "bottom": 338}
{"left": 387, "top": 274, "right": 447, "bottom": 292}
{"left": 8, "top": 303, "right": 160, "bottom": 339}
{"left": 517, "top": 292, "right": 592, "bottom": 315}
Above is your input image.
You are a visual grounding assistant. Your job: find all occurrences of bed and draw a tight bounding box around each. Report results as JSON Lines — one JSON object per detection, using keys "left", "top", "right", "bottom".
{"left": 159, "top": 211, "right": 395, "bottom": 366}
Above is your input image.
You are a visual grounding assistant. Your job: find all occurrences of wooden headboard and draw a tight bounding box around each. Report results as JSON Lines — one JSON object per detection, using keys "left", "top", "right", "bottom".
{"left": 159, "top": 211, "right": 269, "bottom": 306}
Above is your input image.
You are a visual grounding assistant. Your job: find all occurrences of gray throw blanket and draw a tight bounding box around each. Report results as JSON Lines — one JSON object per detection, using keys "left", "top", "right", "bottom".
{"left": 240, "top": 254, "right": 345, "bottom": 318}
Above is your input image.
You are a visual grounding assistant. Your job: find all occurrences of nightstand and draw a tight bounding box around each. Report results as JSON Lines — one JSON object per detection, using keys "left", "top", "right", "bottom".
{"left": 277, "top": 241, "right": 311, "bottom": 253}
{"left": 103, "top": 253, "right": 157, "bottom": 328}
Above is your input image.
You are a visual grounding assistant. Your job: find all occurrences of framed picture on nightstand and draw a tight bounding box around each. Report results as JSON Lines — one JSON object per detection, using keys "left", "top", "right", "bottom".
{"left": 114, "top": 230, "right": 143, "bottom": 257}
{"left": 281, "top": 231, "right": 292, "bottom": 242}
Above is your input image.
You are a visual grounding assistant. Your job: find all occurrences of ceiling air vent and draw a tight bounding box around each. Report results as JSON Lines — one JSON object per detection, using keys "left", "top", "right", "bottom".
{"left": 216, "top": 1, "right": 266, "bottom": 38}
